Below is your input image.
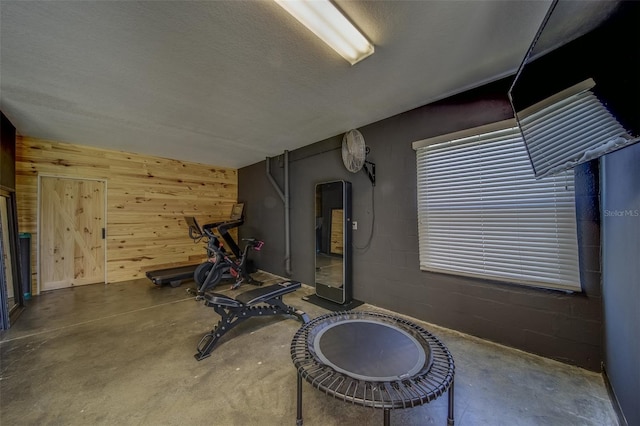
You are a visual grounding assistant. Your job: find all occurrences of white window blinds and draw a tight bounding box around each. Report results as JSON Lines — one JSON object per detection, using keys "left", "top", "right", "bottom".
{"left": 517, "top": 79, "right": 639, "bottom": 178}
{"left": 414, "top": 125, "right": 580, "bottom": 291}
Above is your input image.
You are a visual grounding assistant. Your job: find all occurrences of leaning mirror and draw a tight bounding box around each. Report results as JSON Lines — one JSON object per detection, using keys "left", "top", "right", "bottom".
{"left": 314, "top": 180, "right": 352, "bottom": 304}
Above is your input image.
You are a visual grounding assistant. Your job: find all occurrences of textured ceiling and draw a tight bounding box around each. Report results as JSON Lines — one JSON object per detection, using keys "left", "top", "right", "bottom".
{"left": 0, "top": 1, "right": 555, "bottom": 168}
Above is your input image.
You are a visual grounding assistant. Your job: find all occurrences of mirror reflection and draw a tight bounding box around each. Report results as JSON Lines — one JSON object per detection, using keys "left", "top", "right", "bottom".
{"left": 315, "top": 182, "right": 344, "bottom": 288}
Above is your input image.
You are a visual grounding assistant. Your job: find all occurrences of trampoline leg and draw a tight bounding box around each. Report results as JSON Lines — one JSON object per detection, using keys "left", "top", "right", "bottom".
{"left": 383, "top": 408, "right": 390, "bottom": 426}
{"left": 296, "top": 373, "right": 303, "bottom": 426}
{"left": 447, "top": 379, "right": 455, "bottom": 426}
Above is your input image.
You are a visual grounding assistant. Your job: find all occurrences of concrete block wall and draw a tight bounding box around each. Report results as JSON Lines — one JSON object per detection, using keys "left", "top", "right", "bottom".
{"left": 239, "top": 78, "right": 603, "bottom": 370}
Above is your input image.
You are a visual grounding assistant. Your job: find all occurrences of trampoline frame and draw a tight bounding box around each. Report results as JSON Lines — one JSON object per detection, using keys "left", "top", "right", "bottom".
{"left": 290, "top": 311, "right": 455, "bottom": 426}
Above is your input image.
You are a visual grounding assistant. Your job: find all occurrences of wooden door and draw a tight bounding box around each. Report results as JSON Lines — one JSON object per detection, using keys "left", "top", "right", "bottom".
{"left": 40, "top": 177, "right": 106, "bottom": 291}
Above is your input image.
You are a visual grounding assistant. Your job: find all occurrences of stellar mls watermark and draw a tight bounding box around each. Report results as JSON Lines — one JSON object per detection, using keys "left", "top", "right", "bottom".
{"left": 603, "top": 209, "right": 640, "bottom": 217}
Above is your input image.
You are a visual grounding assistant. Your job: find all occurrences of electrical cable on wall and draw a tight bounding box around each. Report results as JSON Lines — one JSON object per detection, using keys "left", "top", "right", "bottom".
{"left": 353, "top": 183, "right": 375, "bottom": 252}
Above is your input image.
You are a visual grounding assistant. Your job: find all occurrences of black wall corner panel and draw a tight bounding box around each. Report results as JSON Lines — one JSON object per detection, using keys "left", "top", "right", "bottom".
{"left": 1, "top": 111, "right": 17, "bottom": 191}
{"left": 601, "top": 142, "right": 640, "bottom": 426}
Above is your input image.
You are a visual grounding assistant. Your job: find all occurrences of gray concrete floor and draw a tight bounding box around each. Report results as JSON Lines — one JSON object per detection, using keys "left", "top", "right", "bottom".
{"left": 1, "top": 272, "right": 618, "bottom": 426}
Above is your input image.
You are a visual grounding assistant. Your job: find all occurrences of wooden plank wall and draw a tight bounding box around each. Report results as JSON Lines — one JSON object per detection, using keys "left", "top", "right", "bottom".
{"left": 15, "top": 136, "right": 237, "bottom": 292}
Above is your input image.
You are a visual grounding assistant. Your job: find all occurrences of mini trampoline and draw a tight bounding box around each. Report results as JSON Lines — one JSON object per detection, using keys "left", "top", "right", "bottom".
{"left": 291, "top": 311, "right": 455, "bottom": 426}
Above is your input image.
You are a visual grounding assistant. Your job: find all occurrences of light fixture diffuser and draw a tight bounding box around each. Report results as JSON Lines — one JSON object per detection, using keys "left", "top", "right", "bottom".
{"left": 275, "top": 0, "right": 374, "bottom": 65}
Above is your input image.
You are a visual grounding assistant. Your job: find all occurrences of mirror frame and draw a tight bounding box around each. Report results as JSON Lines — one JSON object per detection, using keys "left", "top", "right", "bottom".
{"left": 314, "top": 180, "right": 352, "bottom": 304}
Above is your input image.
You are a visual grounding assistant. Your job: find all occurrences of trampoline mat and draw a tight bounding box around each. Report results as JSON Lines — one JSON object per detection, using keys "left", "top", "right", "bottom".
{"left": 312, "top": 319, "right": 428, "bottom": 381}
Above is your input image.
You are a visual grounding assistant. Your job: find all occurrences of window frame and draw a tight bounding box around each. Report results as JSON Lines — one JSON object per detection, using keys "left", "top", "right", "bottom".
{"left": 413, "top": 120, "right": 581, "bottom": 292}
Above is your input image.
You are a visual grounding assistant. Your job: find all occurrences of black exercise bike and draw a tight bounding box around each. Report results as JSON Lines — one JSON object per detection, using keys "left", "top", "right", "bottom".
{"left": 186, "top": 217, "right": 263, "bottom": 297}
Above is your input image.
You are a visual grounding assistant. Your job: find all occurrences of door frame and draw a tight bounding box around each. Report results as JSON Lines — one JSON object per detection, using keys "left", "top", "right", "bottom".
{"left": 37, "top": 174, "right": 108, "bottom": 294}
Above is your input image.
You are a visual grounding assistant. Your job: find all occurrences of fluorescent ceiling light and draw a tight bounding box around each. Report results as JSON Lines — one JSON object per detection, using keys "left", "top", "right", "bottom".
{"left": 275, "top": 0, "right": 374, "bottom": 65}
